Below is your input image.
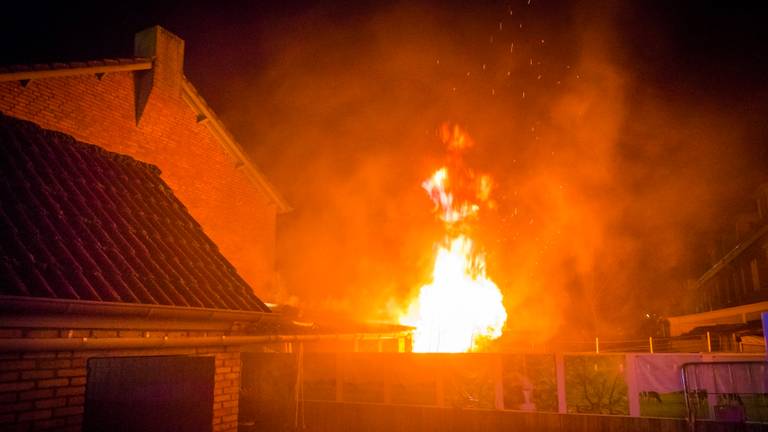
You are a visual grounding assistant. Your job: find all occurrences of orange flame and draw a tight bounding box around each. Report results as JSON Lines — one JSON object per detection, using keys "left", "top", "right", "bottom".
{"left": 440, "top": 123, "right": 475, "bottom": 151}
{"left": 400, "top": 125, "right": 507, "bottom": 352}
{"left": 422, "top": 168, "right": 480, "bottom": 223}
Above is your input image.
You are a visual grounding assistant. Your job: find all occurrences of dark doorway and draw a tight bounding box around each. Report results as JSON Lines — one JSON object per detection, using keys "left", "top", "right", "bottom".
{"left": 83, "top": 355, "right": 215, "bottom": 432}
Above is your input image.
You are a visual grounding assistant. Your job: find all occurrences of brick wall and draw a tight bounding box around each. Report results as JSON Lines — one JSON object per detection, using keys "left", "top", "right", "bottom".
{"left": 0, "top": 329, "right": 242, "bottom": 432}
{"left": 0, "top": 27, "right": 279, "bottom": 299}
{"left": 212, "top": 351, "right": 242, "bottom": 432}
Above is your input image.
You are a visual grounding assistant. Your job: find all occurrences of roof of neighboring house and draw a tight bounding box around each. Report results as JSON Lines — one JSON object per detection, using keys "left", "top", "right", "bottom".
{"left": 696, "top": 222, "right": 768, "bottom": 286}
{"left": 0, "top": 113, "right": 271, "bottom": 313}
{"left": 684, "top": 320, "right": 763, "bottom": 337}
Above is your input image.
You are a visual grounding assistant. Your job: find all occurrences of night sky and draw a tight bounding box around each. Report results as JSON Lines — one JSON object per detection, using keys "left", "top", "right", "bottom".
{"left": 3, "top": 1, "right": 768, "bottom": 338}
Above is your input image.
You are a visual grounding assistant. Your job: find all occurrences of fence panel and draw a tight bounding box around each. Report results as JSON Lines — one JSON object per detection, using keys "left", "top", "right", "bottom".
{"left": 683, "top": 361, "right": 768, "bottom": 424}
{"left": 238, "top": 350, "right": 767, "bottom": 429}
{"left": 564, "top": 354, "right": 629, "bottom": 415}
{"left": 632, "top": 354, "right": 700, "bottom": 418}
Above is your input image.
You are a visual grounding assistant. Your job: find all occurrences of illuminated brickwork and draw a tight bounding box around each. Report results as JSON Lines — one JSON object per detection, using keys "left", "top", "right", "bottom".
{"left": 0, "top": 27, "right": 281, "bottom": 299}
{"left": 0, "top": 329, "right": 241, "bottom": 432}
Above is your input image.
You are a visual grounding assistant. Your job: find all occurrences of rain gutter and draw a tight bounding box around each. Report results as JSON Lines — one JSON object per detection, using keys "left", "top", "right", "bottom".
{"left": 0, "top": 332, "right": 414, "bottom": 352}
{"left": 0, "top": 295, "right": 274, "bottom": 330}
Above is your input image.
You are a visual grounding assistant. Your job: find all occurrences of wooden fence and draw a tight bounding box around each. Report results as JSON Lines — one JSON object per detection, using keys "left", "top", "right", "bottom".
{"left": 240, "top": 352, "right": 767, "bottom": 420}
{"left": 243, "top": 400, "right": 767, "bottom": 432}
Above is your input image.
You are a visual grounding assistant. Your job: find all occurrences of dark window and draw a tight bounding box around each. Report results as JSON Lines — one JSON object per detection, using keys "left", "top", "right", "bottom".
{"left": 84, "top": 355, "right": 215, "bottom": 432}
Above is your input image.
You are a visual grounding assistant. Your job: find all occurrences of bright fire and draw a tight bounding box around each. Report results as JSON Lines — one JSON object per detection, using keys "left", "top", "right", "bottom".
{"left": 400, "top": 124, "right": 507, "bottom": 352}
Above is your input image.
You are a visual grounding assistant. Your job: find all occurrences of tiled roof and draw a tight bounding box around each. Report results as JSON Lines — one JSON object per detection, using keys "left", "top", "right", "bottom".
{"left": 0, "top": 113, "right": 270, "bottom": 313}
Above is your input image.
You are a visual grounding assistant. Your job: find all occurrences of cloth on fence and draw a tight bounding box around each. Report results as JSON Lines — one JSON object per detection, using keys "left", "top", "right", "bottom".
{"left": 634, "top": 354, "right": 700, "bottom": 393}
{"left": 684, "top": 361, "right": 767, "bottom": 394}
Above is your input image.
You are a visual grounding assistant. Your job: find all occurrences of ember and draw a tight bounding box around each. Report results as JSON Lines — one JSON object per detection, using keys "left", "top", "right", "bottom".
{"left": 400, "top": 124, "right": 507, "bottom": 352}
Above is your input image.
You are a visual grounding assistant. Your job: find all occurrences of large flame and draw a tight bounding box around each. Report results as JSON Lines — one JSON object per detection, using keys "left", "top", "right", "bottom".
{"left": 400, "top": 124, "right": 507, "bottom": 352}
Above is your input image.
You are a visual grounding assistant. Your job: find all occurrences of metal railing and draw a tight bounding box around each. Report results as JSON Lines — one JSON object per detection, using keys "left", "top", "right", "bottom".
{"left": 505, "top": 332, "right": 764, "bottom": 354}
{"left": 537, "top": 334, "right": 711, "bottom": 354}
{"left": 681, "top": 361, "right": 768, "bottom": 428}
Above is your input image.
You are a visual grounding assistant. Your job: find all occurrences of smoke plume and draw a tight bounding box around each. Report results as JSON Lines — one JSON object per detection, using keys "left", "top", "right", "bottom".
{"left": 189, "top": 0, "right": 768, "bottom": 339}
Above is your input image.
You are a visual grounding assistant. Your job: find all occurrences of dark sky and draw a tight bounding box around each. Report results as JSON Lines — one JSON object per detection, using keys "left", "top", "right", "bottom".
{"left": 3, "top": 1, "right": 768, "bottom": 337}
{"left": 4, "top": 2, "right": 768, "bottom": 100}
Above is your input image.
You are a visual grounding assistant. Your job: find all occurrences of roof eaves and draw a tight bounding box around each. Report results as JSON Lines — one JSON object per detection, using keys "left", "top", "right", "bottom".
{"left": 0, "top": 58, "right": 153, "bottom": 83}
{"left": 668, "top": 300, "right": 768, "bottom": 324}
{"left": 0, "top": 295, "right": 273, "bottom": 323}
{"left": 180, "top": 78, "right": 291, "bottom": 213}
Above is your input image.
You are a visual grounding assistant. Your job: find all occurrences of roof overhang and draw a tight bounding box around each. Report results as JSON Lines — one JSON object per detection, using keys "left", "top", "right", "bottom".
{"left": 0, "top": 59, "right": 152, "bottom": 83}
{"left": 0, "top": 295, "right": 276, "bottom": 331}
{"left": 180, "top": 79, "right": 291, "bottom": 213}
{"left": 667, "top": 300, "right": 768, "bottom": 336}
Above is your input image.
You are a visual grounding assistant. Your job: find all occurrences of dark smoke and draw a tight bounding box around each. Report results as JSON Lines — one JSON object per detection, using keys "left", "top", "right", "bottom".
{"left": 183, "top": 0, "right": 768, "bottom": 339}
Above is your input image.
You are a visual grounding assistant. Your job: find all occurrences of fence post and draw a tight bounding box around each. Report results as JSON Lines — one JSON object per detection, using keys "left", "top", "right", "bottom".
{"left": 493, "top": 354, "right": 505, "bottom": 410}
{"left": 762, "top": 312, "right": 768, "bottom": 360}
{"left": 595, "top": 336, "right": 600, "bottom": 354}
{"left": 706, "top": 332, "right": 712, "bottom": 353}
{"left": 383, "top": 360, "right": 392, "bottom": 404}
{"left": 555, "top": 353, "right": 567, "bottom": 413}
{"left": 435, "top": 366, "right": 445, "bottom": 407}
{"left": 626, "top": 354, "right": 640, "bottom": 417}
{"left": 649, "top": 337, "right": 654, "bottom": 354}
{"left": 335, "top": 353, "right": 344, "bottom": 402}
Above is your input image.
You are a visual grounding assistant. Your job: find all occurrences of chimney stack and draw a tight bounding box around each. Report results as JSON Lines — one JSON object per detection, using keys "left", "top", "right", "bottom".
{"left": 134, "top": 26, "right": 185, "bottom": 92}
{"left": 132, "top": 26, "right": 185, "bottom": 124}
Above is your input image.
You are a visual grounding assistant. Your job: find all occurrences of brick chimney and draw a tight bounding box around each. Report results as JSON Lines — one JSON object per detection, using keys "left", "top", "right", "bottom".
{"left": 133, "top": 26, "right": 185, "bottom": 123}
